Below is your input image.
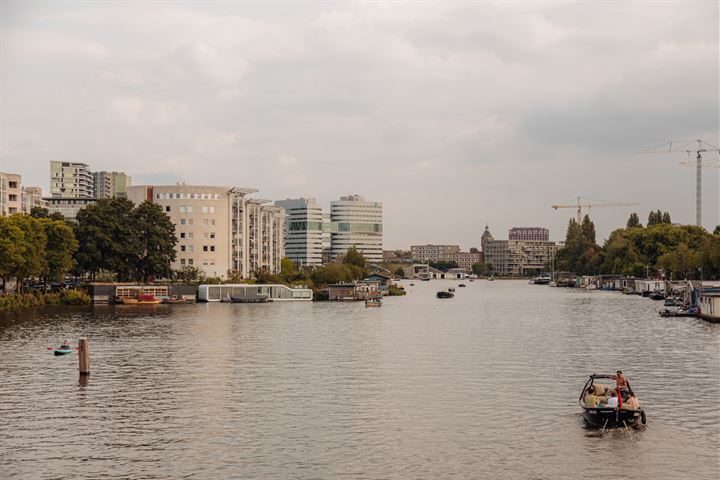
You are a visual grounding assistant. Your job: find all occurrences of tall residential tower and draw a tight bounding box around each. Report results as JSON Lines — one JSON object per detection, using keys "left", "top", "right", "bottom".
{"left": 329, "top": 194, "right": 383, "bottom": 263}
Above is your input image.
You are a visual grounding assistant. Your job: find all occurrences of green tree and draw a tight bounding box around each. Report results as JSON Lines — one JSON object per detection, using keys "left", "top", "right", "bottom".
{"left": 626, "top": 213, "right": 642, "bottom": 228}
{"left": 394, "top": 267, "right": 405, "bottom": 278}
{"left": 428, "top": 260, "right": 459, "bottom": 271}
{"left": 713, "top": 225, "right": 720, "bottom": 236}
{"left": 657, "top": 243, "right": 700, "bottom": 279}
{"left": 471, "top": 262, "right": 490, "bottom": 276}
{"left": 75, "top": 198, "right": 140, "bottom": 281}
{"left": 134, "top": 201, "right": 177, "bottom": 281}
{"left": 470, "top": 247, "right": 480, "bottom": 253}
{"left": 661, "top": 212, "right": 671, "bottom": 224}
{"left": 6, "top": 215, "right": 47, "bottom": 291}
{"left": 343, "top": 246, "right": 366, "bottom": 268}
{"left": 30, "top": 206, "right": 64, "bottom": 221}
{"left": 174, "top": 265, "right": 202, "bottom": 284}
{"left": 0, "top": 217, "right": 26, "bottom": 292}
{"left": 42, "top": 219, "right": 78, "bottom": 282}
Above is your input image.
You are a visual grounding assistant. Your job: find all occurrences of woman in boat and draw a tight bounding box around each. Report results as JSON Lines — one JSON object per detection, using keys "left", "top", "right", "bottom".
{"left": 60, "top": 339, "right": 70, "bottom": 350}
{"left": 584, "top": 387, "right": 599, "bottom": 407}
{"left": 622, "top": 391, "right": 640, "bottom": 410}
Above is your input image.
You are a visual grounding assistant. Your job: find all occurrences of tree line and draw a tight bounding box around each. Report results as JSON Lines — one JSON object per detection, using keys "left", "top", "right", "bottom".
{"left": 0, "top": 198, "right": 177, "bottom": 291}
{"left": 555, "top": 211, "right": 720, "bottom": 279}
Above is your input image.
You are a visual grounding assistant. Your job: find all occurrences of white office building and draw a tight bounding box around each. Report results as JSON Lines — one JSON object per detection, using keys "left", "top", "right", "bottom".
{"left": 275, "top": 198, "right": 324, "bottom": 267}
{"left": 329, "top": 194, "right": 383, "bottom": 263}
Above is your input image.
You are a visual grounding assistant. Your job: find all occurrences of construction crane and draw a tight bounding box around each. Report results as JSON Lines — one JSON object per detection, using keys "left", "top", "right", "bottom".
{"left": 551, "top": 197, "right": 640, "bottom": 224}
{"left": 638, "top": 139, "right": 720, "bottom": 226}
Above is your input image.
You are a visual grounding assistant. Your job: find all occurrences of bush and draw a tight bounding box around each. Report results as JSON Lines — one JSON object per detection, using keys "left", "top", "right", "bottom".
{"left": 61, "top": 290, "right": 91, "bottom": 305}
{"left": 388, "top": 285, "right": 406, "bottom": 296}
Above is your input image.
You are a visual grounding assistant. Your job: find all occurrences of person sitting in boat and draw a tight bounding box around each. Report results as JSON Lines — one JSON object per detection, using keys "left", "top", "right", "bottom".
{"left": 606, "top": 390, "right": 619, "bottom": 408}
{"left": 584, "top": 387, "right": 599, "bottom": 407}
{"left": 60, "top": 339, "right": 70, "bottom": 349}
{"left": 622, "top": 391, "right": 640, "bottom": 410}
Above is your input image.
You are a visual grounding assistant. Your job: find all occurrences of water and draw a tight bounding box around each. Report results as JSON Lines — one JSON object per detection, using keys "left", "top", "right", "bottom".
{"left": 1, "top": 280, "right": 718, "bottom": 479}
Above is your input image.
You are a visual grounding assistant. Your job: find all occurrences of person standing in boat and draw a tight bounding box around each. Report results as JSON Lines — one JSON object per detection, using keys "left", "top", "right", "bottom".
{"left": 615, "top": 371, "right": 630, "bottom": 393}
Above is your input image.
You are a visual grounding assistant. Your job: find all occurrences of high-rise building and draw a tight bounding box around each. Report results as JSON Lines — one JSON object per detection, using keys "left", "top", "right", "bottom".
{"left": 274, "top": 198, "right": 324, "bottom": 267}
{"left": 509, "top": 227, "right": 549, "bottom": 242}
{"left": 127, "top": 184, "right": 284, "bottom": 279}
{"left": 94, "top": 171, "right": 132, "bottom": 198}
{"left": 0, "top": 172, "right": 22, "bottom": 216}
{"left": 329, "top": 194, "right": 383, "bottom": 263}
{"left": 50, "top": 161, "right": 94, "bottom": 198}
{"left": 482, "top": 225, "right": 558, "bottom": 276}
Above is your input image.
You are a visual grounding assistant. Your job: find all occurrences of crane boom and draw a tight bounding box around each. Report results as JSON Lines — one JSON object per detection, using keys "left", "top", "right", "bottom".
{"left": 551, "top": 197, "right": 640, "bottom": 223}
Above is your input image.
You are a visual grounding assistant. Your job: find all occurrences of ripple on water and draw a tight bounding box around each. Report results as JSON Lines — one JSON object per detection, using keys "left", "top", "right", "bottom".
{"left": 1, "top": 283, "right": 719, "bottom": 479}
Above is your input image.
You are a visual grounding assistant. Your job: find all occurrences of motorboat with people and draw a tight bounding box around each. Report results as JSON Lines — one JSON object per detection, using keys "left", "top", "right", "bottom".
{"left": 53, "top": 340, "right": 73, "bottom": 356}
{"left": 579, "top": 374, "right": 646, "bottom": 429}
{"left": 436, "top": 291, "right": 454, "bottom": 299}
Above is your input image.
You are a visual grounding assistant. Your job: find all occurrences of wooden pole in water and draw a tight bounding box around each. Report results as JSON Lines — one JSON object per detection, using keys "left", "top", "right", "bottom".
{"left": 78, "top": 338, "right": 90, "bottom": 376}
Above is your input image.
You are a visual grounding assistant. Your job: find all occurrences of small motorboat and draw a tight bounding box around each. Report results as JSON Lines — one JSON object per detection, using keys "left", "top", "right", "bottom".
{"left": 436, "top": 291, "right": 454, "bottom": 299}
{"left": 659, "top": 305, "right": 699, "bottom": 317}
{"left": 664, "top": 296, "right": 677, "bottom": 306}
{"left": 579, "top": 374, "right": 646, "bottom": 429}
{"left": 488, "top": 276, "right": 494, "bottom": 281}
{"left": 161, "top": 295, "right": 196, "bottom": 304}
{"left": 54, "top": 347, "right": 73, "bottom": 356}
{"left": 365, "top": 297, "right": 382, "bottom": 307}
{"left": 121, "top": 293, "right": 162, "bottom": 305}
{"left": 409, "top": 282, "right": 415, "bottom": 287}
{"left": 458, "top": 283, "right": 466, "bottom": 288}
{"left": 649, "top": 291, "right": 665, "bottom": 301}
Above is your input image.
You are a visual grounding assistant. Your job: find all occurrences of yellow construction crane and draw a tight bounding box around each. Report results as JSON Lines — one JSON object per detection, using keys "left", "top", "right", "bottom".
{"left": 551, "top": 197, "right": 640, "bottom": 223}
{"left": 638, "top": 139, "right": 720, "bottom": 226}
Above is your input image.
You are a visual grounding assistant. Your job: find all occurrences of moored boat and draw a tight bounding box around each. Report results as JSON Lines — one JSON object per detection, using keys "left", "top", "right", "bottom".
{"left": 437, "top": 291, "right": 454, "bottom": 299}
{"left": 458, "top": 283, "right": 466, "bottom": 287}
{"left": 659, "top": 305, "right": 699, "bottom": 317}
{"left": 579, "top": 374, "right": 646, "bottom": 429}
{"left": 161, "top": 296, "right": 196, "bottom": 304}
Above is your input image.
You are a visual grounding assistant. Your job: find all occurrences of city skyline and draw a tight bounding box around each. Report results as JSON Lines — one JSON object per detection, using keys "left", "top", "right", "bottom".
{"left": 1, "top": 1, "right": 718, "bottom": 248}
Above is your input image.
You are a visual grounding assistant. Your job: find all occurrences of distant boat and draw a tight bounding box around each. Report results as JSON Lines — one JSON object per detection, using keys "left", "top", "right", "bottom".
{"left": 365, "top": 298, "right": 382, "bottom": 307}
{"left": 410, "top": 282, "right": 415, "bottom": 286}
{"left": 488, "top": 276, "right": 494, "bottom": 281}
{"left": 532, "top": 275, "right": 552, "bottom": 285}
{"left": 458, "top": 283, "right": 466, "bottom": 288}
{"left": 436, "top": 291, "right": 454, "bottom": 299}
{"left": 121, "top": 293, "right": 161, "bottom": 305}
{"left": 448, "top": 287, "right": 455, "bottom": 292}
{"left": 549, "top": 281, "right": 557, "bottom": 287}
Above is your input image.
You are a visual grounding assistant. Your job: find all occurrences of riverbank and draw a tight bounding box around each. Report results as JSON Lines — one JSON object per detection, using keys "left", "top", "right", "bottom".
{"left": 0, "top": 290, "right": 91, "bottom": 311}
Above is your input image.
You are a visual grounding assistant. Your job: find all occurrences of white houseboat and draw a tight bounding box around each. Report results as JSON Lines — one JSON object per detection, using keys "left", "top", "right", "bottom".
{"left": 198, "top": 284, "right": 313, "bottom": 302}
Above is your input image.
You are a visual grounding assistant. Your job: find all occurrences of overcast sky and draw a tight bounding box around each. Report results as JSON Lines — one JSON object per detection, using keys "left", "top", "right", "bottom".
{"left": 1, "top": 1, "right": 718, "bottom": 249}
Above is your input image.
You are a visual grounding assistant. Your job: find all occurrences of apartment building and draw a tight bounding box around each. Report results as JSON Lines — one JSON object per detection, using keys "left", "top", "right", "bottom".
{"left": 329, "top": 194, "right": 383, "bottom": 263}
{"left": 481, "top": 225, "right": 558, "bottom": 276}
{"left": 50, "top": 161, "right": 94, "bottom": 198}
{"left": 94, "top": 171, "right": 132, "bottom": 198}
{"left": 127, "top": 185, "right": 284, "bottom": 279}
{"left": 0, "top": 172, "right": 21, "bottom": 216}
{"left": 21, "top": 187, "right": 48, "bottom": 213}
{"left": 410, "top": 244, "right": 461, "bottom": 260}
{"left": 508, "top": 227, "right": 549, "bottom": 242}
{"left": 275, "top": 197, "right": 324, "bottom": 267}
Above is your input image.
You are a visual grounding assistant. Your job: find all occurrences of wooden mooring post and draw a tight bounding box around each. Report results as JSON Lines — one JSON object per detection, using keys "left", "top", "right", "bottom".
{"left": 78, "top": 337, "right": 90, "bottom": 376}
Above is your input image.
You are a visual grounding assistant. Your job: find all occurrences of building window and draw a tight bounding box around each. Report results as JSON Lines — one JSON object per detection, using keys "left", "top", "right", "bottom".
{"left": 209, "top": 206, "right": 215, "bottom": 213}
{"left": 180, "top": 245, "right": 186, "bottom": 252}
{"left": 202, "top": 232, "right": 208, "bottom": 239}
{"left": 210, "top": 246, "right": 215, "bottom": 252}
{"left": 180, "top": 259, "right": 186, "bottom": 265}
{"left": 203, "top": 246, "right": 208, "bottom": 252}
{"left": 187, "top": 245, "right": 193, "bottom": 252}
{"left": 187, "top": 205, "right": 193, "bottom": 213}
{"left": 188, "top": 259, "right": 193, "bottom": 265}
{"left": 210, "top": 232, "right": 215, "bottom": 239}
{"left": 180, "top": 219, "right": 186, "bottom": 225}
{"left": 180, "top": 232, "right": 186, "bottom": 239}
{"left": 166, "top": 206, "right": 171, "bottom": 212}
{"left": 202, "top": 206, "right": 207, "bottom": 213}
{"left": 179, "top": 205, "right": 186, "bottom": 213}
{"left": 187, "top": 232, "right": 193, "bottom": 239}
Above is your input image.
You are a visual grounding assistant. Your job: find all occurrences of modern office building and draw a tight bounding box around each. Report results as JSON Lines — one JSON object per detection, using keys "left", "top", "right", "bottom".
{"left": 0, "top": 172, "right": 22, "bottom": 216}
{"left": 94, "top": 171, "right": 132, "bottom": 198}
{"left": 509, "top": 227, "right": 549, "bottom": 242}
{"left": 50, "top": 161, "right": 94, "bottom": 198}
{"left": 127, "top": 184, "right": 284, "bottom": 279}
{"left": 275, "top": 197, "right": 324, "bottom": 267}
{"left": 481, "top": 225, "right": 559, "bottom": 276}
{"left": 329, "top": 194, "right": 383, "bottom": 263}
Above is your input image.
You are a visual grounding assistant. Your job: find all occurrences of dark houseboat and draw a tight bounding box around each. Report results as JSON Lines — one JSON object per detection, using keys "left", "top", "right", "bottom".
{"left": 579, "top": 374, "right": 646, "bottom": 429}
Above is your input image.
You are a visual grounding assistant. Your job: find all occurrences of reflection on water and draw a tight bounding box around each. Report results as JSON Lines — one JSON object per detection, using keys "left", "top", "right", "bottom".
{"left": 1, "top": 280, "right": 718, "bottom": 479}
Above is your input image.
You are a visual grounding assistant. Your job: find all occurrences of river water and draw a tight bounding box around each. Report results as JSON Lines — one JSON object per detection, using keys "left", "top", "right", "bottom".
{"left": 1, "top": 280, "right": 718, "bottom": 479}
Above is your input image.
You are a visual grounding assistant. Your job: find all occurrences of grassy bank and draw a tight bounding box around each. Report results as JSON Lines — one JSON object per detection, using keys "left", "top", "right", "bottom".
{"left": 0, "top": 290, "right": 91, "bottom": 311}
